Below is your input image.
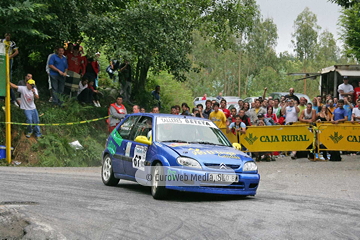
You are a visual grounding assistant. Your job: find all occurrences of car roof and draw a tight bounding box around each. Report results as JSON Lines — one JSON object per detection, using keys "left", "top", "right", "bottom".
{"left": 128, "top": 113, "right": 213, "bottom": 122}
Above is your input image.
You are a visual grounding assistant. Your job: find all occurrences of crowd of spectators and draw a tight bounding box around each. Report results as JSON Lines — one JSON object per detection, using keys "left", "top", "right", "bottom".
{"left": 157, "top": 83, "right": 360, "bottom": 161}
{"left": 3, "top": 33, "right": 360, "bottom": 158}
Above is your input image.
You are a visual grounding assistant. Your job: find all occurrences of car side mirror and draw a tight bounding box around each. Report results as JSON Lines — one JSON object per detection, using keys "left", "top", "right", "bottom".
{"left": 135, "top": 136, "right": 152, "bottom": 145}
{"left": 232, "top": 143, "right": 241, "bottom": 150}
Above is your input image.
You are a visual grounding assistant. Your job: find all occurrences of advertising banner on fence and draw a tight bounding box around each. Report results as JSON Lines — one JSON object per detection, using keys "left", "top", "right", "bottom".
{"left": 239, "top": 124, "right": 313, "bottom": 152}
{"left": 0, "top": 43, "right": 6, "bottom": 97}
{"left": 318, "top": 123, "right": 360, "bottom": 151}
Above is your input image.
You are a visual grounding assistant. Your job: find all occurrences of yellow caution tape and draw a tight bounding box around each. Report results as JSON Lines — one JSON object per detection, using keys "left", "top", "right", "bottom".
{"left": 2, "top": 115, "right": 110, "bottom": 126}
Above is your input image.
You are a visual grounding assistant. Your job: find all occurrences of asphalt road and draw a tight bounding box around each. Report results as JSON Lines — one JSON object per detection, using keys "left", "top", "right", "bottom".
{"left": 1, "top": 155, "right": 360, "bottom": 240}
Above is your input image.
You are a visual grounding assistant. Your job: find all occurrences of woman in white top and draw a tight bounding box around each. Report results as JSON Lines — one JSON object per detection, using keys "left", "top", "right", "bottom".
{"left": 77, "top": 78, "right": 92, "bottom": 104}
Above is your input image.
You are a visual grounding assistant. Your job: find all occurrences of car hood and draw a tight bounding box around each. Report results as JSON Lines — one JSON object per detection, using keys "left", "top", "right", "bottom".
{"left": 163, "top": 143, "right": 251, "bottom": 164}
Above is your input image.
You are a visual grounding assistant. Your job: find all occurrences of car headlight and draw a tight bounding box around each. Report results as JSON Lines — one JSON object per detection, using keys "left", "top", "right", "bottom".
{"left": 177, "top": 157, "right": 202, "bottom": 169}
{"left": 243, "top": 161, "right": 258, "bottom": 171}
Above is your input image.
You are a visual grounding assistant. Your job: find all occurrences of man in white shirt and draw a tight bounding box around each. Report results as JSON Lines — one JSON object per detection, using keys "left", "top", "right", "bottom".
{"left": 46, "top": 48, "right": 56, "bottom": 102}
{"left": 351, "top": 99, "right": 360, "bottom": 123}
{"left": 338, "top": 76, "right": 354, "bottom": 100}
{"left": 10, "top": 79, "right": 43, "bottom": 138}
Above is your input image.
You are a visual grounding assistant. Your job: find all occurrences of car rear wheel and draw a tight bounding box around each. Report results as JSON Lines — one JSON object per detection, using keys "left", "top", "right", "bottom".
{"left": 151, "top": 163, "right": 168, "bottom": 199}
{"left": 102, "top": 155, "right": 120, "bottom": 186}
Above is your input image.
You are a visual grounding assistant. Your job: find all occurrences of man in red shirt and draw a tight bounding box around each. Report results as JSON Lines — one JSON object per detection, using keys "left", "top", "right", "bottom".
{"left": 353, "top": 81, "right": 360, "bottom": 102}
{"left": 67, "top": 45, "right": 85, "bottom": 75}
{"left": 220, "top": 99, "right": 230, "bottom": 118}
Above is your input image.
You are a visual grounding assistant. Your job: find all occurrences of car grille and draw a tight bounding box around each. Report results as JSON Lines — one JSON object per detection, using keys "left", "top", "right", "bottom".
{"left": 203, "top": 163, "right": 240, "bottom": 170}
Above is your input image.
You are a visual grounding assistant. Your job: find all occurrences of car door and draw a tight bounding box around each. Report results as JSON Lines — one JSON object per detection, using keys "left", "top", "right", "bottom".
{"left": 111, "top": 115, "right": 140, "bottom": 174}
{"left": 123, "top": 116, "right": 153, "bottom": 177}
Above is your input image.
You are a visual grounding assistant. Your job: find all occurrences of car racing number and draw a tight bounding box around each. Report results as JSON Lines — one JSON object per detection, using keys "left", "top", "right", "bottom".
{"left": 132, "top": 145, "right": 147, "bottom": 171}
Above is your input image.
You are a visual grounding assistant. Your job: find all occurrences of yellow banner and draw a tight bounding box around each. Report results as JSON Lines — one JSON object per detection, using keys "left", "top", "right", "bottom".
{"left": 318, "top": 122, "right": 360, "bottom": 151}
{"left": 222, "top": 124, "right": 313, "bottom": 152}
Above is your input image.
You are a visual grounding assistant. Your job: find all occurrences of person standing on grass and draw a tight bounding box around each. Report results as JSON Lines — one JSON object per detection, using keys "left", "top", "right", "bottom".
{"left": 49, "top": 46, "right": 68, "bottom": 106}
{"left": 10, "top": 79, "right": 43, "bottom": 138}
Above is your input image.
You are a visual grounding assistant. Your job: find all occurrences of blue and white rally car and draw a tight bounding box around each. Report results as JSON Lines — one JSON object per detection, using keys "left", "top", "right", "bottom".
{"left": 102, "top": 113, "right": 260, "bottom": 199}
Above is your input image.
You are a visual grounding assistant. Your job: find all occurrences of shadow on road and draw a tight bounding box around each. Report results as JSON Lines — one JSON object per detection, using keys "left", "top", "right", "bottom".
{"left": 115, "top": 183, "right": 258, "bottom": 202}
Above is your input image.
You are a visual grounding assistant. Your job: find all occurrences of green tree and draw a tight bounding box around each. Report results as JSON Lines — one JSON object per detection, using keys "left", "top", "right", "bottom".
{"left": 339, "top": 3, "right": 360, "bottom": 59}
{"left": 245, "top": 17, "right": 278, "bottom": 75}
{"left": 291, "top": 7, "right": 321, "bottom": 61}
{"left": 84, "top": 0, "right": 258, "bottom": 104}
{"left": 315, "top": 30, "right": 339, "bottom": 67}
{"left": 329, "top": 0, "right": 357, "bottom": 8}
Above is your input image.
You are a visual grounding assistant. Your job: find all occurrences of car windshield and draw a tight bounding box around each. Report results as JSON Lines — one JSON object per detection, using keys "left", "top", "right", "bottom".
{"left": 156, "top": 117, "right": 232, "bottom": 147}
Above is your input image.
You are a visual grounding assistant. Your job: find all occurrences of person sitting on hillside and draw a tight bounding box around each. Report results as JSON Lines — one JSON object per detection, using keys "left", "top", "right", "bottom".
{"left": 88, "top": 80, "right": 101, "bottom": 107}
{"left": 77, "top": 78, "right": 92, "bottom": 105}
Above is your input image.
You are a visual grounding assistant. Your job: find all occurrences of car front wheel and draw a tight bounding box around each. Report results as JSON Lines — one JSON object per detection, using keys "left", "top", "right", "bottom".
{"left": 151, "top": 163, "right": 168, "bottom": 199}
{"left": 102, "top": 155, "right": 120, "bottom": 186}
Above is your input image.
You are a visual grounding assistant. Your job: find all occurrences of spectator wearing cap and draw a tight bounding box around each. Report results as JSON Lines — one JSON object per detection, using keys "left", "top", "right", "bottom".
{"left": 9, "top": 79, "right": 43, "bottom": 138}
{"left": 209, "top": 102, "right": 227, "bottom": 129}
{"left": 255, "top": 114, "right": 266, "bottom": 125}
{"left": 338, "top": 76, "right": 354, "bottom": 100}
